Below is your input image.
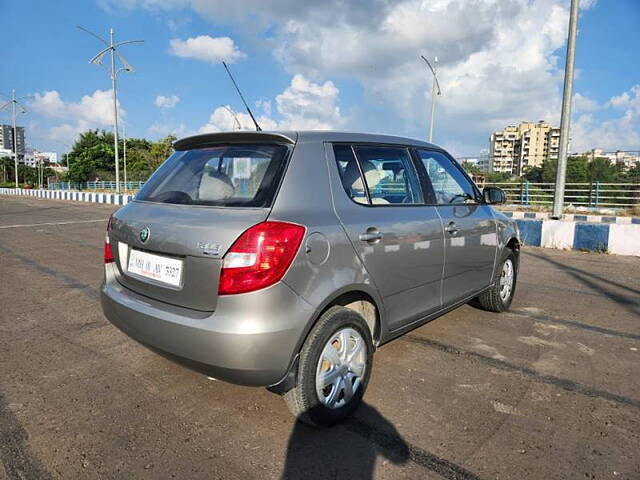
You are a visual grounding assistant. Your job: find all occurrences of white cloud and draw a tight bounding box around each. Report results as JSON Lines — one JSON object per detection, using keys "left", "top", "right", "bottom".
{"left": 147, "top": 121, "right": 188, "bottom": 137}
{"left": 97, "top": 0, "right": 629, "bottom": 155}
{"left": 168, "top": 35, "right": 246, "bottom": 63}
{"left": 28, "top": 89, "right": 122, "bottom": 144}
{"left": 198, "top": 106, "right": 277, "bottom": 133}
{"left": 129, "top": 0, "right": 572, "bottom": 152}
{"left": 155, "top": 94, "right": 180, "bottom": 108}
{"left": 198, "top": 74, "right": 344, "bottom": 133}
{"left": 256, "top": 99, "right": 271, "bottom": 115}
{"left": 275, "top": 74, "right": 343, "bottom": 130}
{"left": 608, "top": 86, "right": 640, "bottom": 109}
{"left": 573, "top": 93, "right": 599, "bottom": 113}
{"left": 571, "top": 85, "right": 640, "bottom": 152}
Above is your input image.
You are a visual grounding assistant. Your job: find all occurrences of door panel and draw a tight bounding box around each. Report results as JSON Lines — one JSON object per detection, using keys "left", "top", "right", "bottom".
{"left": 328, "top": 144, "right": 445, "bottom": 331}
{"left": 438, "top": 204, "right": 497, "bottom": 303}
{"left": 414, "top": 149, "right": 497, "bottom": 304}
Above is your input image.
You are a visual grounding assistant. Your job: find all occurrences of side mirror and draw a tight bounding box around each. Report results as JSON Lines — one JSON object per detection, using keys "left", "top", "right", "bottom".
{"left": 483, "top": 186, "right": 506, "bottom": 205}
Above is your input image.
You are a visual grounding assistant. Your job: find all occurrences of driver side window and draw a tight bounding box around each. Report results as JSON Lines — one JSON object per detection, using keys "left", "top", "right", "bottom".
{"left": 416, "top": 150, "right": 477, "bottom": 205}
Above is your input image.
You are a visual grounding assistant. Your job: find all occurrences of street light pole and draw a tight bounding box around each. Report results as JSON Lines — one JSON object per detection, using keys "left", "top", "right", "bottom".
{"left": 421, "top": 56, "right": 442, "bottom": 143}
{"left": 109, "top": 28, "right": 121, "bottom": 193}
{"left": 11, "top": 90, "right": 18, "bottom": 188}
{"left": 123, "top": 123, "right": 127, "bottom": 189}
{"left": 428, "top": 57, "right": 438, "bottom": 142}
{"left": 78, "top": 26, "right": 143, "bottom": 194}
{"left": 552, "top": 0, "right": 580, "bottom": 219}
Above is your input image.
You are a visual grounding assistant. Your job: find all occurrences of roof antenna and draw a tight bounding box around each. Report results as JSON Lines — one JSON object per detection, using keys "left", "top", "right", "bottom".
{"left": 222, "top": 61, "right": 262, "bottom": 131}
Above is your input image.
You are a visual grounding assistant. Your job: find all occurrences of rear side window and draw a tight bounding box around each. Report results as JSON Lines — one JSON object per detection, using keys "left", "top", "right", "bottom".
{"left": 333, "top": 144, "right": 423, "bottom": 205}
{"left": 136, "top": 145, "right": 288, "bottom": 207}
{"left": 333, "top": 145, "right": 369, "bottom": 205}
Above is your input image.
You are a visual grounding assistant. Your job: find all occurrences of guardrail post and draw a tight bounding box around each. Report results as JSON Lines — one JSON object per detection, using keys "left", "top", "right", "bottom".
{"left": 595, "top": 181, "right": 600, "bottom": 207}
{"left": 525, "top": 181, "right": 530, "bottom": 206}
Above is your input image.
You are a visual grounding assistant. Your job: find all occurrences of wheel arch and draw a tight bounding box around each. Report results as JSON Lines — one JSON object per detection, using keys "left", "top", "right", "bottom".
{"left": 268, "top": 286, "right": 383, "bottom": 394}
{"left": 492, "top": 236, "right": 520, "bottom": 285}
{"left": 506, "top": 236, "right": 521, "bottom": 265}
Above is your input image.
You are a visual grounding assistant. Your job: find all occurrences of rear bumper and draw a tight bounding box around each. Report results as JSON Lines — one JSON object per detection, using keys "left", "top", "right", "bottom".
{"left": 100, "top": 264, "right": 314, "bottom": 386}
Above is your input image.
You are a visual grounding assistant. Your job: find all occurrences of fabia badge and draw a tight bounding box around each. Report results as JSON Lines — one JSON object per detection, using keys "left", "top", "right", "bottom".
{"left": 139, "top": 227, "right": 150, "bottom": 243}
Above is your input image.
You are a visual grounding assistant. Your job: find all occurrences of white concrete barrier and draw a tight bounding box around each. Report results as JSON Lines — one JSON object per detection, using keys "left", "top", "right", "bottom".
{"left": 0, "top": 188, "right": 133, "bottom": 206}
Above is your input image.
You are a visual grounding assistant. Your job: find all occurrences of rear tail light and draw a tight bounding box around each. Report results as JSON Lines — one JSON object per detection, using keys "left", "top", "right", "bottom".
{"left": 104, "top": 216, "right": 114, "bottom": 264}
{"left": 219, "top": 221, "right": 306, "bottom": 295}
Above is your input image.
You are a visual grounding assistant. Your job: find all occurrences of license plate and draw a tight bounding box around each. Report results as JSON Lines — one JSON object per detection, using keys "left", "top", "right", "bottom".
{"left": 127, "top": 249, "right": 183, "bottom": 287}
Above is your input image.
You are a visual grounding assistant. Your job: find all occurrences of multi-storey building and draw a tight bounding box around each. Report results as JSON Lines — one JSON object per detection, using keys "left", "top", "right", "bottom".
{"left": 22, "top": 151, "right": 59, "bottom": 168}
{"left": 583, "top": 148, "right": 640, "bottom": 171}
{"left": 0, "top": 124, "right": 25, "bottom": 158}
{"left": 489, "top": 121, "right": 561, "bottom": 175}
{"left": 489, "top": 125, "right": 519, "bottom": 173}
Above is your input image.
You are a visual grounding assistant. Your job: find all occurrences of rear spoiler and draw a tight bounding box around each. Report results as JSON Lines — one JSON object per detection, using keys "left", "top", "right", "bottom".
{"left": 173, "top": 131, "right": 297, "bottom": 150}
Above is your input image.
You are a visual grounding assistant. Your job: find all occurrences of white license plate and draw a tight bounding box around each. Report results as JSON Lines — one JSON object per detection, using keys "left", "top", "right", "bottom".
{"left": 127, "top": 249, "right": 183, "bottom": 287}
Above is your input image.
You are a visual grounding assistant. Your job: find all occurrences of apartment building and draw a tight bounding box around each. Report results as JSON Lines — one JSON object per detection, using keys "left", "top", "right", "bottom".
{"left": 584, "top": 148, "right": 640, "bottom": 171}
{"left": 489, "top": 121, "right": 560, "bottom": 175}
{"left": 0, "top": 124, "right": 25, "bottom": 158}
{"left": 22, "top": 150, "right": 59, "bottom": 168}
{"left": 489, "top": 125, "right": 519, "bottom": 173}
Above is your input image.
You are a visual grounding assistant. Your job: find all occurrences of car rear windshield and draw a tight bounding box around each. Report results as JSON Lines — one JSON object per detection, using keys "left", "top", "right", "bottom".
{"left": 136, "top": 144, "right": 289, "bottom": 207}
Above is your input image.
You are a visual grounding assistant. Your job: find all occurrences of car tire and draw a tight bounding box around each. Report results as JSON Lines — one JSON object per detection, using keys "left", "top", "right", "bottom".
{"left": 283, "top": 306, "right": 374, "bottom": 427}
{"left": 474, "top": 250, "right": 518, "bottom": 313}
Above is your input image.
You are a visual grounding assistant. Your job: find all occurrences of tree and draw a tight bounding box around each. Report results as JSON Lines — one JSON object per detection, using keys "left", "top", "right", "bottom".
{"left": 147, "top": 135, "right": 176, "bottom": 170}
{"left": 65, "top": 130, "right": 115, "bottom": 182}
{"left": 63, "top": 130, "right": 176, "bottom": 184}
{"left": 541, "top": 156, "right": 588, "bottom": 183}
{"left": 461, "top": 161, "right": 482, "bottom": 175}
{"left": 626, "top": 164, "right": 640, "bottom": 182}
{"left": 486, "top": 171, "right": 512, "bottom": 183}
{"left": 1, "top": 156, "right": 13, "bottom": 184}
{"left": 586, "top": 157, "right": 617, "bottom": 183}
{"left": 523, "top": 166, "right": 543, "bottom": 183}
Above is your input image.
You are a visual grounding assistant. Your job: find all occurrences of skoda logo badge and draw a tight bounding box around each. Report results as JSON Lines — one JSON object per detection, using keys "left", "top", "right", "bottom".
{"left": 140, "top": 227, "right": 150, "bottom": 243}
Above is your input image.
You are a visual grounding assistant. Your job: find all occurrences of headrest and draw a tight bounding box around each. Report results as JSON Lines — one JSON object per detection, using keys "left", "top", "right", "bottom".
{"left": 343, "top": 159, "right": 383, "bottom": 191}
{"left": 198, "top": 169, "right": 235, "bottom": 202}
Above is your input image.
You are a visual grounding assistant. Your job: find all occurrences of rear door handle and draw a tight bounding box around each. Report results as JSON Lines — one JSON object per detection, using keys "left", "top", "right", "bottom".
{"left": 359, "top": 229, "right": 383, "bottom": 243}
{"left": 446, "top": 222, "right": 459, "bottom": 235}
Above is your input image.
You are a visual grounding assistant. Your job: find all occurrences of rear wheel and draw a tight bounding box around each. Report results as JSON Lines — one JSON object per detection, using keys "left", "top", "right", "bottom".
{"left": 284, "top": 306, "right": 373, "bottom": 427}
{"left": 474, "top": 251, "right": 517, "bottom": 312}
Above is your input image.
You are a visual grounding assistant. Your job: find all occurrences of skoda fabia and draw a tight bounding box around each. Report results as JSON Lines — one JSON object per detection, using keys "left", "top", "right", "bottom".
{"left": 101, "top": 131, "right": 519, "bottom": 426}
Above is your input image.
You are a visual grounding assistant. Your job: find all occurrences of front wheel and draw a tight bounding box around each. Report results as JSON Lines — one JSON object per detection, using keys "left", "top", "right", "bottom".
{"left": 284, "top": 306, "right": 373, "bottom": 427}
{"left": 474, "top": 251, "right": 517, "bottom": 312}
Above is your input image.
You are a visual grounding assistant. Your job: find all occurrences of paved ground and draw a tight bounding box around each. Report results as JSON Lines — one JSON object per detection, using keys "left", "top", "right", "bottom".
{"left": 0, "top": 195, "right": 639, "bottom": 480}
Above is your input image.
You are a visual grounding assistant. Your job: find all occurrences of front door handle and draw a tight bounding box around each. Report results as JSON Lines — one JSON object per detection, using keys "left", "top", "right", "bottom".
{"left": 359, "top": 229, "right": 383, "bottom": 243}
{"left": 446, "top": 221, "right": 459, "bottom": 235}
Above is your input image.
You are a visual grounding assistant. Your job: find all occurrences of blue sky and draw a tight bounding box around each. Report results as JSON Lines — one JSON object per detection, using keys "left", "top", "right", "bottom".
{"left": 1, "top": 0, "right": 638, "bottom": 158}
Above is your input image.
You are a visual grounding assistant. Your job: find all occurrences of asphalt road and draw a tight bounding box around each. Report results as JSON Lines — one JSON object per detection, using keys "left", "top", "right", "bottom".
{"left": 1, "top": 195, "right": 639, "bottom": 480}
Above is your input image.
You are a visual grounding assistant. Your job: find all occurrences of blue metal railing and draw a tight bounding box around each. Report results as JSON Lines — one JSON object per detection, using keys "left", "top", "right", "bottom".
{"left": 485, "top": 181, "right": 639, "bottom": 208}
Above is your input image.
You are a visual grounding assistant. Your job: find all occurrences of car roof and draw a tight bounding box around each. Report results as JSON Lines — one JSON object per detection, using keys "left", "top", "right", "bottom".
{"left": 173, "top": 130, "right": 441, "bottom": 151}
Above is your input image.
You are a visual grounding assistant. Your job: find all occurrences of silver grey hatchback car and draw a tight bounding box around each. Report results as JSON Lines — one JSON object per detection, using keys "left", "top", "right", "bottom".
{"left": 101, "top": 131, "right": 519, "bottom": 426}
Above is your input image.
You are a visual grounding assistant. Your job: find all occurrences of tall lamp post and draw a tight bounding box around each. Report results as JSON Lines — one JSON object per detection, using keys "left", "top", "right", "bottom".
{"left": 552, "top": 0, "right": 580, "bottom": 218}
{"left": 122, "top": 124, "right": 127, "bottom": 190}
{"left": 78, "top": 26, "right": 143, "bottom": 193}
{"left": 0, "top": 90, "right": 28, "bottom": 188}
{"left": 421, "top": 55, "right": 442, "bottom": 143}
